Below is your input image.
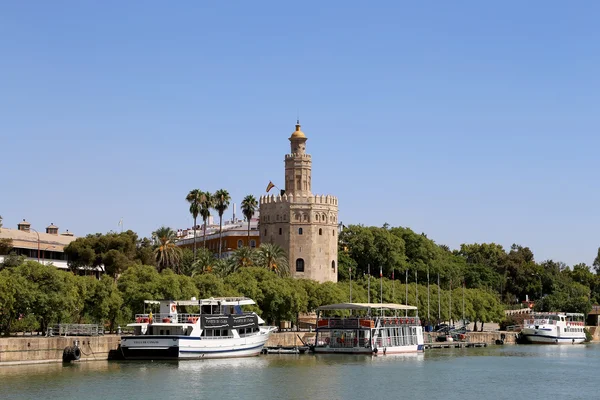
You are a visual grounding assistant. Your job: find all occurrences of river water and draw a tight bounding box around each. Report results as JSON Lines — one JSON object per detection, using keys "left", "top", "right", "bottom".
{"left": 1, "top": 344, "right": 598, "bottom": 400}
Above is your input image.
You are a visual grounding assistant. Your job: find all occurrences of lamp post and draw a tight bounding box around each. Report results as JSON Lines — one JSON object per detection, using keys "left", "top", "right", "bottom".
{"left": 42, "top": 245, "right": 56, "bottom": 265}
{"left": 30, "top": 227, "right": 40, "bottom": 262}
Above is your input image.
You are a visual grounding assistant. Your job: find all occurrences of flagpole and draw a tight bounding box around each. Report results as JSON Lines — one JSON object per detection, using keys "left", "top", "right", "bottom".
{"left": 449, "top": 280, "right": 452, "bottom": 326}
{"left": 462, "top": 280, "right": 465, "bottom": 325}
{"left": 437, "top": 273, "right": 441, "bottom": 324}
{"left": 405, "top": 269, "right": 408, "bottom": 317}
{"left": 349, "top": 267, "right": 352, "bottom": 303}
{"left": 427, "top": 267, "right": 430, "bottom": 327}
{"left": 379, "top": 266, "right": 383, "bottom": 316}
{"left": 415, "top": 270, "right": 418, "bottom": 317}
{"left": 391, "top": 270, "right": 394, "bottom": 303}
{"left": 367, "top": 264, "right": 370, "bottom": 304}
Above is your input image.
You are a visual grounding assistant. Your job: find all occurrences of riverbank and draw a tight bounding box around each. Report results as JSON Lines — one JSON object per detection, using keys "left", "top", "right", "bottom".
{"left": 0, "top": 335, "right": 121, "bottom": 366}
{"left": 1, "top": 328, "right": 598, "bottom": 366}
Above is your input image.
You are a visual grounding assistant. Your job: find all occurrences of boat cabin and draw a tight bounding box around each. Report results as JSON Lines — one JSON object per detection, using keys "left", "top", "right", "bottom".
{"left": 314, "top": 303, "right": 422, "bottom": 352}
{"left": 129, "top": 297, "right": 262, "bottom": 338}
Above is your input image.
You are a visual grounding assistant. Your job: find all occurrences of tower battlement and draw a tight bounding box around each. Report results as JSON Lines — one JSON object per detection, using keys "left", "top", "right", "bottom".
{"left": 285, "top": 153, "right": 312, "bottom": 160}
{"left": 259, "top": 194, "right": 338, "bottom": 206}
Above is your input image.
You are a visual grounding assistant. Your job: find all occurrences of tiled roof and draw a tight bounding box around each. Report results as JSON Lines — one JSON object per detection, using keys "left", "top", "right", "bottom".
{"left": 0, "top": 227, "right": 77, "bottom": 251}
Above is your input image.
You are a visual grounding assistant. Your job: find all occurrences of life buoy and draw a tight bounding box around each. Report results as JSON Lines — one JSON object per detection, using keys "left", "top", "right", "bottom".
{"left": 171, "top": 305, "right": 177, "bottom": 313}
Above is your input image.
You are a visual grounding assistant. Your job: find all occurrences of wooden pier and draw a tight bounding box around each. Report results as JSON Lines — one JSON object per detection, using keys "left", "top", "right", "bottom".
{"left": 424, "top": 342, "right": 487, "bottom": 349}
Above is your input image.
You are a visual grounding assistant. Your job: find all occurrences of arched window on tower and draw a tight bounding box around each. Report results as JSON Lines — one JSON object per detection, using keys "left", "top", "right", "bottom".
{"left": 319, "top": 228, "right": 322, "bottom": 235}
{"left": 298, "top": 228, "right": 303, "bottom": 235}
{"left": 237, "top": 240, "right": 243, "bottom": 248}
{"left": 296, "top": 258, "right": 305, "bottom": 272}
{"left": 279, "top": 228, "right": 282, "bottom": 235}
{"left": 331, "top": 260, "right": 336, "bottom": 272}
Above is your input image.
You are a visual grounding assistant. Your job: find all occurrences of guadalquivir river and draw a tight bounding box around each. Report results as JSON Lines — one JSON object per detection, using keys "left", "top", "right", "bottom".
{"left": 1, "top": 344, "right": 598, "bottom": 400}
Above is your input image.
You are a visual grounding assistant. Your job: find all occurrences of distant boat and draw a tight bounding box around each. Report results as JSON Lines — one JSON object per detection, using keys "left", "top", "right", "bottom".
{"left": 312, "top": 303, "right": 424, "bottom": 354}
{"left": 120, "top": 297, "right": 276, "bottom": 360}
{"left": 520, "top": 312, "right": 586, "bottom": 344}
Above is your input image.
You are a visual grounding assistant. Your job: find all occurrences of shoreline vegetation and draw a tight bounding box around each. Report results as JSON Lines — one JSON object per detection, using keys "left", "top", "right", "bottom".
{"left": 1, "top": 201, "right": 599, "bottom": 337}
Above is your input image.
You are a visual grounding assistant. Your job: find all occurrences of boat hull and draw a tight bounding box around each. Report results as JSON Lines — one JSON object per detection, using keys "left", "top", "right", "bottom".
{"left": 313, "top": 344, "right": 424, "bottom": 355}
{"left": 120, "top": 334, "right": 270, "bottom": 360}
{"left": 520, "top": 328, "right": 585, "bottom": 345}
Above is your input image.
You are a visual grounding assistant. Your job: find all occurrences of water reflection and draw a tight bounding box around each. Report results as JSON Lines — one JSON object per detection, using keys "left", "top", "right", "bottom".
{"left": 2, "top": 345, "right": 599, "bottom": 400}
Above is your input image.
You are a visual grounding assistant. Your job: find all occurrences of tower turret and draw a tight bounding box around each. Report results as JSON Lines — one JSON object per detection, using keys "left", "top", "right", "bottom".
{"left": 285, "top": 121, "right": 312, "bottom": 195}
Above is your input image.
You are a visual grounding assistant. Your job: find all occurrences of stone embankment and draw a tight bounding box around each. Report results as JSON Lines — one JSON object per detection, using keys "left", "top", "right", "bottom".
{"left": 0, "top": 335, "right": 121, "bottom": 366}
{"left": 2, "top": 328, "right": 598, "bottom": 366}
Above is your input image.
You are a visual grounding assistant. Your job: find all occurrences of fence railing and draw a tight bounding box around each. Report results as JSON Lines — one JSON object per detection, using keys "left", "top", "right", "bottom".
{"left": 46, "top": 324, "right": 103, "bottom": 337}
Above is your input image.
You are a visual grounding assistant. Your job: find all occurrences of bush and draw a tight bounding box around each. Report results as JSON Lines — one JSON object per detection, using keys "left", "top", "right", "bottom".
{"left": 584, "top": 328, "right": 592, "bottom": 342}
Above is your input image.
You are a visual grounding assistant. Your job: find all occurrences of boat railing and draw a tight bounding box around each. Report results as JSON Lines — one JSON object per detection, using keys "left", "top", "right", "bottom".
{"left": 134, "top": 313, "right": 202, "bottom": 324}
{"left": 526, "top": 318, "right": 557, "bottom": 325}
{"left": 317, "top": 316, "right": 420, "bottom": 329}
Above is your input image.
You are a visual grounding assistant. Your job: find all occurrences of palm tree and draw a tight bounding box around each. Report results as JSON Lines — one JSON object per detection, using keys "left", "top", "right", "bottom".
{"left": 199, "top": 191, "right": 213, "bottom": 249}
{"left": 152, "top": 226, "right": 183, "bottom": 272}
{"left": 213, "top": 189, "right": 231, "bottom": 258}
{"left": 190, "top": 247, "right": 215, "bottom": 276}
{"left": 186, "top": 189, "right": 202, "bottom": 260}
{"left": 230, "top": 246, "right": 258, "bottom": 273}
{"left": 256, "top": 243, "right": 289, "bottom": 277}
{"left": 241, "top": 195, "right": 258, "bottom": 246}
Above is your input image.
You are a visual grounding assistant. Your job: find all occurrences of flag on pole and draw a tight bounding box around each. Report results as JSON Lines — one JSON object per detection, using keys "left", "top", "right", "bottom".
{"left": 118, "top": 218, "right": 123, "bottom": 227}
{"left": 379, "top": 266, "right": 383, "bottom": 278}
{"left": 266, "top": 181, "right": 275, "bottom": 192}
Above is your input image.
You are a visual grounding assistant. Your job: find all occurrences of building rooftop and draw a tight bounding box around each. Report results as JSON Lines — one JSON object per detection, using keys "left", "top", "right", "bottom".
{"left": 0, "top": 227, "right": 77, "bottom": 251}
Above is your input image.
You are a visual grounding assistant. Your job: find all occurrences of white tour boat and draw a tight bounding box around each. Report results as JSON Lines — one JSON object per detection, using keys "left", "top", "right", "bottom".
{"left": 520, "top": 312, "right": 586, "bottom": 344}
{"left": 312, "top": 303, "right": 424, "bottom": 355}
{"left": 120, "top": 297, "right": 276, "bottom": 360}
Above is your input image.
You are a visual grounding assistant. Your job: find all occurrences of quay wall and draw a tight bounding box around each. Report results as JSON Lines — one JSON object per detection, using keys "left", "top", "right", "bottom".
{"left": 0, "top": 335, "right": 121, "bottom": 366}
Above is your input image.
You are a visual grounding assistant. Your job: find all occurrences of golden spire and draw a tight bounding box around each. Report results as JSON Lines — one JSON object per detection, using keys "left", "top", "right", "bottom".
{"left": 290, "top": 119, "right": 306, "bottom": 139}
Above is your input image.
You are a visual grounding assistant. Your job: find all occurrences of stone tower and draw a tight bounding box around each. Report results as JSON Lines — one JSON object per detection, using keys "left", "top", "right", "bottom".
{"left": 259, "top": 122, "right": 339, "bottom": 283}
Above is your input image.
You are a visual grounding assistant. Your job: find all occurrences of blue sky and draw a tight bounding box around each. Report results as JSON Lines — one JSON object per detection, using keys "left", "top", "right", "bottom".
{"left": 1, "top": 2, "right": 598, "bottom": 266}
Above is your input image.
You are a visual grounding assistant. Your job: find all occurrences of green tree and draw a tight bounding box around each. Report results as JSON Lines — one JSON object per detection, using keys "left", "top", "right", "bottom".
{"left": 213, "top": 189, "right": 231, "bottom": 258}
{"left": 117, "top": 264, "right": 163, "bottom": 316}
{"left": 256, "top": 243, "right": 289, "bottom": 277}
{"left": 186, "top": 189, "right": 203, "bottom": 260}
{"left": 241, "top": 195, "right": 258, "bottom": 246}
{"left": 230, "top": 246, "right": 258, "bottom": 273}
{"left": 0, "top": 238, "right": 13, "bottom": 255}
{"left": 14, "top": 261, "right": 78, "bottom": 334}
{"left": 191, "top": 248, "right": 216, "bottom": 276}
{"left": 199, "top": 191, "right": 213, "bottom": 249}
{"left": 152, "top": 226, "right": 182, "bottom": 272}
{"left": 179, "top": 248, "right": 196, "bottom": 276}
{"left": 85, "top": 275, "right": 123, "bottom": 332}
{"left": 593, "top": 247, "right": 600, "bottom": 274}
{"left": 102, "top": 249, "right": 132, "bottom": 280}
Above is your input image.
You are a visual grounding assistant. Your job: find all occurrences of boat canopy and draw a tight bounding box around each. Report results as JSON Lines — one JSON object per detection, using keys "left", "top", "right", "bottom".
{"left": 316, "top": 303, "right": 417, "bottom": 311}
{"left": 142, "top": 297, "right": 256, "bottom": 306}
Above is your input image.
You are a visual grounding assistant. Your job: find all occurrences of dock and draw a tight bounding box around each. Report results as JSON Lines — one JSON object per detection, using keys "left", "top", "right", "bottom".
{"left": 424, "top": 342, "right": 487, "bottom": 349}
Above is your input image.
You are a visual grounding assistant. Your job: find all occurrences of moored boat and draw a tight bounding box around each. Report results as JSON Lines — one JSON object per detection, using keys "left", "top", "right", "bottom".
{"left": 120, "top": 297, "right": 276, "bottom": 360}
{"left": 520, "top": 312, "right": 586, "bottom": 344}
{"left": 312, "top": 303, "right": 424, "bottom": 354}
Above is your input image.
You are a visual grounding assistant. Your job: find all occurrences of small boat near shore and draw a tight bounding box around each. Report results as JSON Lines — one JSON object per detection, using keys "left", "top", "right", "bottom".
{"left": 519, "top": 312, "right": 586, "bottom": 344}
{"left": 312, "top": 303, "right": 424, "bottom": 355}
{"left": 120, "top": 297, "right": 276, "bottom": 360}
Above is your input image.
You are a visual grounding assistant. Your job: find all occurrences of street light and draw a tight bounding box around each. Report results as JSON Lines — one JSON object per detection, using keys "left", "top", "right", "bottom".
{"left": 30, "top": 227, "right": 40, "bottom": 262}
{"left": 42, "top": 245, "right": 56, "bottom": 265}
